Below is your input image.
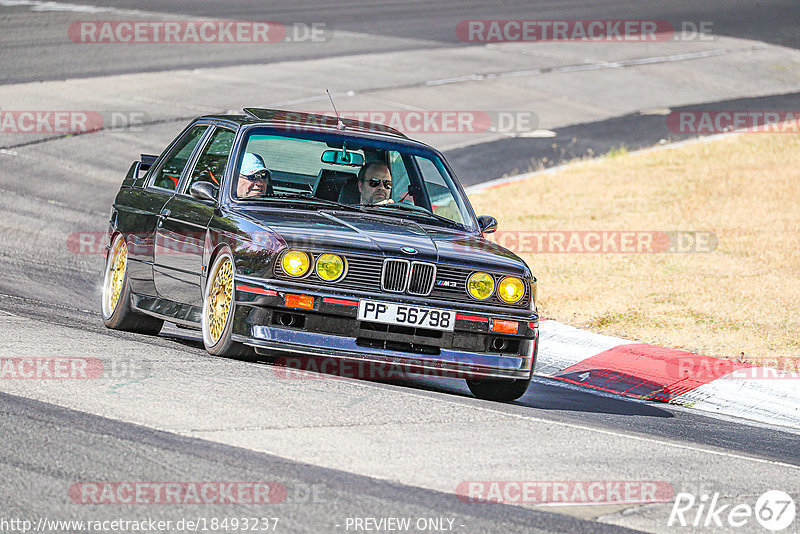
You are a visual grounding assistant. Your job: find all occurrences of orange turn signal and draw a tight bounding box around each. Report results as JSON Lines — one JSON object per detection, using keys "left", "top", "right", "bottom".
{"left": 491, "top": 319, "right": 518, "bottom": 335}
{"left": 284, "top": 294, "right": 314, "bottom": 310}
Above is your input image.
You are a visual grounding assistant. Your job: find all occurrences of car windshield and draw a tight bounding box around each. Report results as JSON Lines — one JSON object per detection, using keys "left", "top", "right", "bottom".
{"left": 232, "top": 128, "right": 476, "bottom": 230}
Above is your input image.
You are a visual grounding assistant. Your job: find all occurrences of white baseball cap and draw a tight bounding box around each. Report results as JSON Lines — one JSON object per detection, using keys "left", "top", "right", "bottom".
{"left": 240, "top": 152, "right": 268, "bottom": 176}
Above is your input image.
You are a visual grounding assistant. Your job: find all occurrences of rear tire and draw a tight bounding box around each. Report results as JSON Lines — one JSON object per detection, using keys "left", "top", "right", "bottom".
{"left": 201, "top": 250, "right": 253, "bottom": 358}
{"left": 101, "top": 233, "right": 163, "bottom": 335}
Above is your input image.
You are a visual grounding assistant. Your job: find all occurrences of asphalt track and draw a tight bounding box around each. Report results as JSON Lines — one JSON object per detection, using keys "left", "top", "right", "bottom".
{"left": 2, "top": 0, "right": 799, "bottom": 84}
{"left": 3, "top": 392, "right": 632, "bottom": 534}
{"left": 1, "top": 1, "right": 800, "bottom": 533}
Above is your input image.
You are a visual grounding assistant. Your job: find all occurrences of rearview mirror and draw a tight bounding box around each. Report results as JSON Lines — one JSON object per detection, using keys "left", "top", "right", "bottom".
{"left": 477, "top": 215, "right": 498, "bottom": 234}
{"left": 321, "top": 149, "right": 364, "bottom": 166}
{"left": 189, "top": 181, "right": 218, "bottom": 203}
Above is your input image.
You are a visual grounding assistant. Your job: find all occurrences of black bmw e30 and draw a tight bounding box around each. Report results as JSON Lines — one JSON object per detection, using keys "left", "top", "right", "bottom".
{"left": 101, "top": 108, "right": 539, "bottom": 401}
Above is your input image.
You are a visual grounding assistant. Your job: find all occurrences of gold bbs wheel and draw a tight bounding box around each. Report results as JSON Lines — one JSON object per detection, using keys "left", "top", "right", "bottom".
{"left": 206, "top": 256, "right": 233, "bottom": 343}
{"left": 202, "top": 250, "right": 252, "bottom": 358}
{"left": 101, "top": 233, "right": 163, "bottom": 334}
{"left": 102, "top": 235, "right": 128, "bottom": 318}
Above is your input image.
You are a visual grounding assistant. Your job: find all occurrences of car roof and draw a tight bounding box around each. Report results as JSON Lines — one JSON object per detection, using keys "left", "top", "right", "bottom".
{"left": 198, "top": 108, "right": 420, "bottom": 142}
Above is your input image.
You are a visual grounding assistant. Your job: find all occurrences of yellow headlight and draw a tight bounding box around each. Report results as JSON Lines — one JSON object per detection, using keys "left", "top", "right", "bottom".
{"left": 316, "top": 254, "right": 345, "bottom": 281}
{"left": 498, "top": 276, "right": 525, "bottom": 303}
{"left": 281, "top": 250, "right": 310, "bottom": 277}
{"left": 467, "top": 272, "right": 495, "bottom": 300}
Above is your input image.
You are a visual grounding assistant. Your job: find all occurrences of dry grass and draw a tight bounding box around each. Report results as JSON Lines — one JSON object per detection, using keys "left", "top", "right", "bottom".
{"left": 469, "top": 133, "right": 800, "bottom": 369}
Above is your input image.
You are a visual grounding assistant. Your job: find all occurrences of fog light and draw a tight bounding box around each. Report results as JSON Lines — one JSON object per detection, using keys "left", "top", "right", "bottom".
{"left": 467, "top": 272, "right": 495, "bottom": 300}
{"left": 285, "top": 294, "right": 314, "bottom": 309}
{"left": 281, "top": 250, "right": 310, "bottom": 277}
{"left": 498, "top": 276, "right": 525, "bottom": 303}
{"left": 316, "top": 253, "right": 345, "bottom": 281}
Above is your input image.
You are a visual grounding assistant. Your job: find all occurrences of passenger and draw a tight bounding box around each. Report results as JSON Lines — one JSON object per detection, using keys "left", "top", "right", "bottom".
{"left": 357, "top": 161, "right": 393, "bottom": 205}
{"left": 237, "top": 153, "right": 273, "bottom": 198}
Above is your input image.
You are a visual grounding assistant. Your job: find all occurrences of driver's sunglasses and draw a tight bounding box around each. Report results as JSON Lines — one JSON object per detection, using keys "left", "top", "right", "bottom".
{"left": 367, "top": 178, "right": 392, "bottom": 189}
{"left": 243, "top": 170, "right": 269, "bottom": 182}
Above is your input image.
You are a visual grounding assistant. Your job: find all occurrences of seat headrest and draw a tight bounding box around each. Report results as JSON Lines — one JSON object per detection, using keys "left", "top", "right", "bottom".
{"left": 337, "top": 178, "right": 361, "bottom": 205}
{"left": 313, "top": 169, "right": 357, "bottom": 201}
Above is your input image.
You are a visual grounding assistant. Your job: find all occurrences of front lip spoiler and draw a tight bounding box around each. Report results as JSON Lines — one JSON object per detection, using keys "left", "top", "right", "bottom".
{"left": 232, "top": 327, "right": 534, "bottom": 381}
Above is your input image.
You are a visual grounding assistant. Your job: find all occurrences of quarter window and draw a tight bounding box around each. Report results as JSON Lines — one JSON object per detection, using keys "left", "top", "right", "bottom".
{"left": 150, "top": 125, "right": 208, "bottom": 191}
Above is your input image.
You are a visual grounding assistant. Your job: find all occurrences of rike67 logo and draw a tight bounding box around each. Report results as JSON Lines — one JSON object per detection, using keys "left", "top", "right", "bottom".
{"left": 669, "top": 490, "right": 796, "bottom": 531}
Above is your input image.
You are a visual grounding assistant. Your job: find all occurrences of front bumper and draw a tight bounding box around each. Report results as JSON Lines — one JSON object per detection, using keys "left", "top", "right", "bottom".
{"left": 231, "top": 277, "right": 538, "bottom": 381}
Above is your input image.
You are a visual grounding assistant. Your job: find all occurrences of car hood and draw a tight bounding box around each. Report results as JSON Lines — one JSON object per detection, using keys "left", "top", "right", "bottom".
{"left": 238, "top": 208, "right": 528, "bottom": 274}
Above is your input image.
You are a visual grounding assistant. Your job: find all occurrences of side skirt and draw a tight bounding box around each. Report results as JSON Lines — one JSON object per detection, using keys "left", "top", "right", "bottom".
{"left": 131, "top": 293, "right": 202, "bottom": 328}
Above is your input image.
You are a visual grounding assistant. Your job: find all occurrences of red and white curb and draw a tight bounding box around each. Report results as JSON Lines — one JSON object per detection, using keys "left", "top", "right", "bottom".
{"left": 537, "top": 320, "right": 800, "bottom": 429}
{"left": 465, "top": 138, "right": 799, "bottom": 429}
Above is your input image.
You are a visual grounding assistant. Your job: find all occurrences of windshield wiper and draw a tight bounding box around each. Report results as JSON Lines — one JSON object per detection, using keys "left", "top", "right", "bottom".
{"left": 258, "top": 193, "right": 364, "bottom": 212}
{"left": 361, "top": 202, "right": 462, "bottom": 228}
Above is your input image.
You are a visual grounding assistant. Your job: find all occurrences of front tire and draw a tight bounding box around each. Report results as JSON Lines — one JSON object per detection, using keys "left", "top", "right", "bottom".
{"left": 201, "top": 251, "right": 252, "bottom": 358}
{"left": 101, "top": 233, "right": 163, "bottom": 334}
{"left": 466, "top": 375, "right": 532, "bottom": 402}
{"left": 466, "top": 338, "right": 537, "bottom": 402}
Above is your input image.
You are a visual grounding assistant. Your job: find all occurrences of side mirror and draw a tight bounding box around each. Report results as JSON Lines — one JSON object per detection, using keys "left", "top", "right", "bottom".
{"left": 477, "top": 215, "right": 498, "bottom": 234}
{"left": 190, "top": 181, "right": 218, "bottom": 203}
{"left": 139, "top": 154, "right": 158, "bottom": 171}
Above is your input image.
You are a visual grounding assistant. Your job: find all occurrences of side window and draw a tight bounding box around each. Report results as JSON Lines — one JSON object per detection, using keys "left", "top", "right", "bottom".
{"left": 150, "top": 125, "right": 208, "bottom": 191}
{"left": 184, "top": 127, "right": 236, "bottom": 193}
{"left": 415, "top": 155, "right": 466, "bottom": 225}
{"left": 387, "top": 151, "right": 411, "bottom": 203}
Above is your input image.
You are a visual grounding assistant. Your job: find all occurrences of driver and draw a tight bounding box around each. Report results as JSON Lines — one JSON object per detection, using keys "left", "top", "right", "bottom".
{"left": 357, "top": 161, "right": 393, "bottom": 205}
{"left": 237, "top": 152, "right": 273, "bottom": 198}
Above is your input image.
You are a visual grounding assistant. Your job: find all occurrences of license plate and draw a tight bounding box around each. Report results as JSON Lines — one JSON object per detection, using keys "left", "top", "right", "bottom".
{"left": 358, "top": 300, "right": 455, "bottom": 331}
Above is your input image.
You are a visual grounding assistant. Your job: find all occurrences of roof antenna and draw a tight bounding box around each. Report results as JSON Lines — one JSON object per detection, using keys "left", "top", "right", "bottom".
{"left": 326, "top": 89, "right": 346, "bottom": 130}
